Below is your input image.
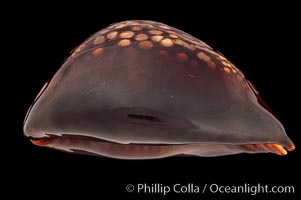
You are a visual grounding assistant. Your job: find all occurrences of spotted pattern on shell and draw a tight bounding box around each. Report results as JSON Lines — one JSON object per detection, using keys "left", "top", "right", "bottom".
{"left": 24, "top": 20, "right": 295, "bottom": 160}
{"left": 71, "top": 20, "right": 242, "bottom": 78}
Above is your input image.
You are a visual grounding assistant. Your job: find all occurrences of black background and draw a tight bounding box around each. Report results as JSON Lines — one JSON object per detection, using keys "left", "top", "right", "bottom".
{"left": 10, "top": 2, "right": 300, "bottom": 199}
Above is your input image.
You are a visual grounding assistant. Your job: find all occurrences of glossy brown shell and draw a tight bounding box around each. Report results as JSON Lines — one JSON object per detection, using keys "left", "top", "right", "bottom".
{"left": 24, "top": 20, "right": 295, "bottom": 159}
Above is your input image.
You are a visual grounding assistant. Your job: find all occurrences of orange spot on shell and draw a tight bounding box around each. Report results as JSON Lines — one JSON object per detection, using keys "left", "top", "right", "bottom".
{"left": 93, "top": 36, "right": 105, "bottom": 45}
{"left": 197, "top": 52, "right": 216, "bottom": 68}
{"left": 120, "top": 31, "right": 135, "bottom": 38}
{"left": 149, "top": 30, "right": 163, "bottom": 35}
{"left": 223, "top": 67, "right": 231, "bottom": 74}
{"left": 174, "top": 39, "right": 196, "bottom": 51}
{"left": 169, "top": 33, "right": 179, "bottom": 38}
{"left": 118, "top": 39, "right": 131, "bottom": 47}
{"left": 177, "top": 52, "right": 188, "bottom": 62}
{"left": 92, "top": 48, "right": 103, "bottom": 56}
{"left": 173, "top": 39, "right": 184, "bottom": 45}
{"left": 158, "top": 25, "right": 171, "bottom": 30}
{"left": 106, "top": 31, "right": 118, "bottom": 40}
{"left": 138, "top": 41, "right": 153, "bottom": 50}
{"left": 151, "top": 35, "right": 163, "bottom": 42}
{"left": 157, "top": 50, "right": 169, "bottom": 58}
{"left": 135, "top": 34, "right": 148, "bottom": 41}
{"left": 160, "top": 38, "right": 173, "bottom": 47}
